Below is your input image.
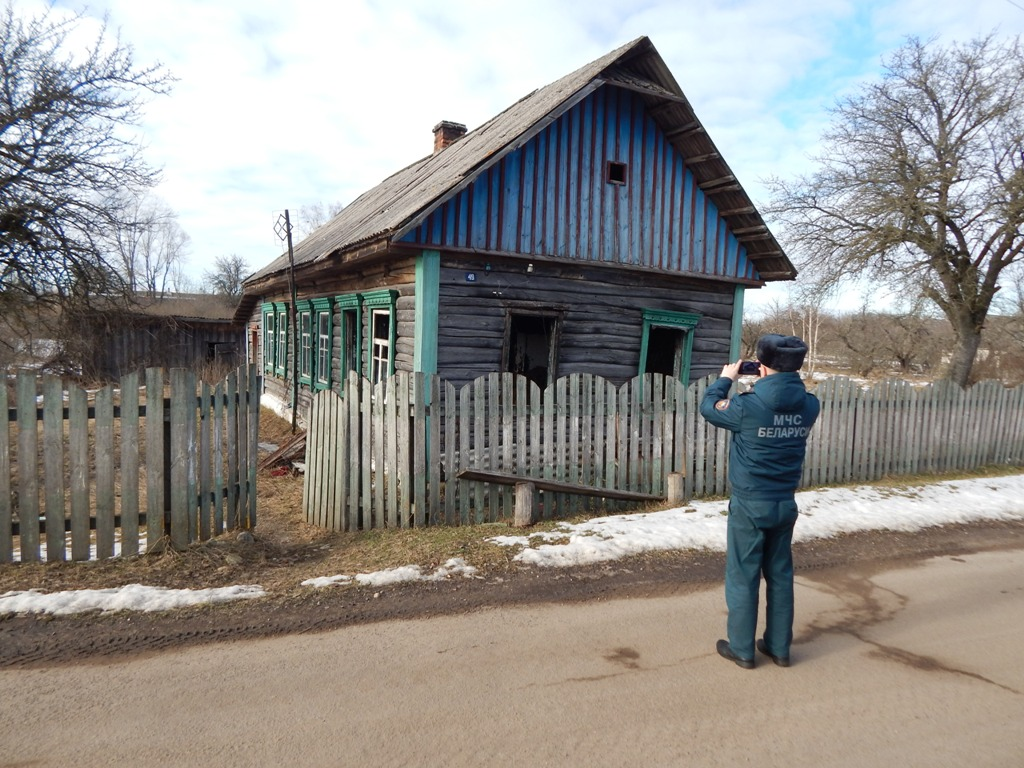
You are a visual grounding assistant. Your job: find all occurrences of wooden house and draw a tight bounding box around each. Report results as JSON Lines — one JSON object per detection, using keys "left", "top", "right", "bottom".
{"left": 236, "top": 36, "right": 795, "bottom": 420}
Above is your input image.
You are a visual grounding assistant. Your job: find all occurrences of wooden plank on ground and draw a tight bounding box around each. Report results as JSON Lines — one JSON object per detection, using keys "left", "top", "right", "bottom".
{"left": 455, "top": 469, "right": 663, "bottom": 501}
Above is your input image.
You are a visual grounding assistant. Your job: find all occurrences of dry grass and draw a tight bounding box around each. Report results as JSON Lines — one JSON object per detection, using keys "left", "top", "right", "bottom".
{"left": 0, "top": 406, "right": 530, "bottom": 597}
{"left": 2, "top": 404, "right": 1021, "bottom": 599}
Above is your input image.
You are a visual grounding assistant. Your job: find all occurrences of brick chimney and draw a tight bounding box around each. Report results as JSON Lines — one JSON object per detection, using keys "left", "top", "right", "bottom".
{"left": 433, "top": 121, "right": 467, "bottom": 153}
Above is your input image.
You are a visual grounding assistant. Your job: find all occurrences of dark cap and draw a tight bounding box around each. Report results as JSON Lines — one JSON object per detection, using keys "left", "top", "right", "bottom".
{"left": 756, "top": 334, "right": 808, "bottom": 372}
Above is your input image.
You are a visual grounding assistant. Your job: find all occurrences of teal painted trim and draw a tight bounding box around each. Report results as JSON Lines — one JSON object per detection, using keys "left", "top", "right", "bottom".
{"left": 414, "top": 250, "right": 440, "bottom": 374}
{"left": 297, "top": 303, "right": 313, "bottom": 386}
{"left": 362, "top": 289, "right": 398, "bottom": 377}
{"left": 260, "top": 304, "right": 275, "bottom": 375}
{"left": 639, "top": 309, "right": 701, "bottom": 385}
{"left": 311, "top": 297, "right": 333, "bottom": 391}
{"left": 334, "top": 293, "right": 362, "bottom": 382}
{"left": 272, "top": 302, "right": 289, "bottom": 377}
{"left": 730, "top": 285, "right": 745, "bottom": 361}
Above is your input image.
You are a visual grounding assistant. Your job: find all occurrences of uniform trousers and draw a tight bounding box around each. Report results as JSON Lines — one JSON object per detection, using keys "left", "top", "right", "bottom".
{"left": 724, "top": 496, "right": 799, "bottom": 660}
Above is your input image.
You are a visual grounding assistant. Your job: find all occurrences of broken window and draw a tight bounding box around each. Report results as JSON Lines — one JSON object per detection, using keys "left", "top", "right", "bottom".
{"left": 638, "top": 309, "right": 701, "bottom": 383}
{"left": 504, "top": 311, "right": 561, "bottom": 388}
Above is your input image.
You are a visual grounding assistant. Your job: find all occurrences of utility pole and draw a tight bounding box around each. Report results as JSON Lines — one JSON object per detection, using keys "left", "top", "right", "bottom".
{"left": 274, "top": 210, "right": 300, "bottom": 434}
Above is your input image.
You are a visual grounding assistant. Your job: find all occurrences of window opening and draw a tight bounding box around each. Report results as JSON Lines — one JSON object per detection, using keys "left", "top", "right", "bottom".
{"left": 638, "top": 309, "right": 700, "bottom": 384}
{"left": 606, "top": 161, "right": 628, "bottom": 185}
{"left": 645, "top": 326, "right": 683, "bottom": 376}
{"left": 263, "top": 310, "right": 276, "bottom": 372}
{"left": 341, "top": 308, "right": 359, "bottom": 379}
{"left": 506, "top": 313, "right": 557, "bottom": 388}
{"left": 370, "top": 309, "right": 392, "bottom": 383}
{"left": 276, "top": 309, "right": 288, "bottom": 376}
{"left": 299, "top": 309, "right": 312, "bottom": 381}
{"left": 316, "top": 310, "right": 331, "bottom": 386}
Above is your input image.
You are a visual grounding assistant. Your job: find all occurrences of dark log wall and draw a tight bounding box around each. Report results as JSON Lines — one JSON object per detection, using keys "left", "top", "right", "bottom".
{"left": 253, "top": 257, "right": 416, "bottom": 420}
{"left": 435, "top": 256, "right": 734, "bottom": 389}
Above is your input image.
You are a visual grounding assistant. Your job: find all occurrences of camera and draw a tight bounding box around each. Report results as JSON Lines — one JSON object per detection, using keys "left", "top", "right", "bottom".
{"left": 738, "top": 361, "right": 761, "bottom": 376}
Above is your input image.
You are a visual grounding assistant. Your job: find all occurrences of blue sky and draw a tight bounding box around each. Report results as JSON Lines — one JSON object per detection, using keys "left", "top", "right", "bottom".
{"left": 16, "top": 0, "right": 1024, "bottom": 310}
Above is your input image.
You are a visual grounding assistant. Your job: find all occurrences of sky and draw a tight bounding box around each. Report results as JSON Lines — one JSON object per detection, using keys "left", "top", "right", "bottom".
{"left": 11, "top": 0, "right": 1024, "bottom": 312}
{"left": 3, "top": 473, "right": 1023, "bottom": 615}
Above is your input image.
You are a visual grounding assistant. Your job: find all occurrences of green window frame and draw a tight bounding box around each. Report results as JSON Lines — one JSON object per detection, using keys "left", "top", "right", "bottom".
{"left": 298, "top": 306, "right": 313, "bottom": 385}
{"left": 312, "top": 297, "right": 333, "bottom": 390}
{"left": 638, "top": 309, "right": 701, "bottom": 384}
{"left": 261, "top": 303, "right": 276, "bottom": 374}
{"left": 362, "top": 289, "right": 398, "bottom": 383}
{"left": 335, "top": 294, "right": 362, "bottom": 386}
{"left": 274, "top": 303, "right": 289, "bottom": 377}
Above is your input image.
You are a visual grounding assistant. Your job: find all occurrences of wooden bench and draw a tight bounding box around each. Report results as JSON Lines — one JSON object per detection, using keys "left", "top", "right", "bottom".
{"left": 456, "top": 469, "right": 687, "bottom": 527}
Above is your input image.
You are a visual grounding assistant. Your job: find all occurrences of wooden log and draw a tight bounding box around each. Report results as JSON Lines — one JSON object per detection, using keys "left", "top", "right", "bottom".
{"left": 666, "top": 472, "right": 688, "bottom": 504}
{"left": 514, "top": 481, "right": 536, "bottom": 527}
{"left": 456, "top": 469, "right": 663, "bottom": 501}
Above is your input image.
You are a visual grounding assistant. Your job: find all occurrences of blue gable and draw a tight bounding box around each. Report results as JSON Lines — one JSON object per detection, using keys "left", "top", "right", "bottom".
{"left": 399, "top": 86, "right": 760, "bottom": 282}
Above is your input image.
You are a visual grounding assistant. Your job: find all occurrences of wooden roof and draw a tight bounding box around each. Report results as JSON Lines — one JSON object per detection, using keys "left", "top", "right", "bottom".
{"left": 244, "top": 36, "right": 794, "bottom": 291}
{"left": 125, "top": 293, "right": 240, "bottom": 323}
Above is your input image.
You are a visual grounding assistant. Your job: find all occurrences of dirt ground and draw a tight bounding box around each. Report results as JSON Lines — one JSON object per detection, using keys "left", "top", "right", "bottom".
{"left": 3, "top": 496, "right": 1024, "bottom": 669}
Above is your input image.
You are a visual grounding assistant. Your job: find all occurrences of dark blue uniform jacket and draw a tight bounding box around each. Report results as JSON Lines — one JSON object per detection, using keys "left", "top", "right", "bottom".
{"left": 699, "top": 372, "right": 820, "bottom": 500}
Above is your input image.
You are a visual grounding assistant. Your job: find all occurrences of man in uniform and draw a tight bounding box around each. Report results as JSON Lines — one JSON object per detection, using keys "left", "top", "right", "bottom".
{"left": 699, "top": 334, "right": 820, "bottom": 669}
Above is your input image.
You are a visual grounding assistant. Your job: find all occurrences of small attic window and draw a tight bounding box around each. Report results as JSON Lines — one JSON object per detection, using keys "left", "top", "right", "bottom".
{"left": 606, "top": 161, "right": 628, "bottom": 185}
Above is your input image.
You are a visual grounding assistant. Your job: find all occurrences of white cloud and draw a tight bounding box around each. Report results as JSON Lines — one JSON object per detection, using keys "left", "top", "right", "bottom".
{"left": 9, "top": 0, "right": 1024, "bottom": 282}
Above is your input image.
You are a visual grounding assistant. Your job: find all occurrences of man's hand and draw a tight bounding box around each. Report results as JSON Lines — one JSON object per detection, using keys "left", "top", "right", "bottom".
{"left": 720, "top": 360, "right": 742, "bottom": 381}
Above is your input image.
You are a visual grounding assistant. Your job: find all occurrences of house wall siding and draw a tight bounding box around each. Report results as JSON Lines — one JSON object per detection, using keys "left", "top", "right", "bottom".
{"left": 435, "top": 257, "right": 733, "bottom": 389}
{"left": 252, "top": 259, "right": 417, "bottom": 419}
{"left": 400, "top": 86, "right": 758, "bottom": 282}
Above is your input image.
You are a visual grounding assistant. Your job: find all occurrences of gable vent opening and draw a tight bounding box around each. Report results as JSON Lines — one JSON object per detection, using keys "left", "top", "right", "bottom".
{"left": 606, "top": 161, "right": 628, "bottom": 185}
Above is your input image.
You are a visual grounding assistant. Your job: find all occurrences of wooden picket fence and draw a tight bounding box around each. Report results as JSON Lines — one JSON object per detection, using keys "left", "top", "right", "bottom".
{"left": 303, "top": 372, "right": 1024, "bottom": 531}
{"left": 1, "top": 364, "right": 261, "bottom": 563}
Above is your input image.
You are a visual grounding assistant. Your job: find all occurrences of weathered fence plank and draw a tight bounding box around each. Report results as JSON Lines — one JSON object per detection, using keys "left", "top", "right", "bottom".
{"left": 145, "top": 368, "right": 165, "bottom": 547}
{"left": 42, "top": 376, "right": 65, "bottom": 561}
{"left": 95, "top": 385, "right": 116, "bottom": 559}
{"left": 121, "top": 372, "right": 140, "bottom": 555}
{"left": 4, "top": 364, "right": 260, "bottom": 562}
{"left": 301, "top": 372, "right": 1024, "bottom": 533}
{"left": 17, "top": 372, "right": 40, "bottom": 562}
{"left": 0, "top": 382, "right": 9, "bottom": 563}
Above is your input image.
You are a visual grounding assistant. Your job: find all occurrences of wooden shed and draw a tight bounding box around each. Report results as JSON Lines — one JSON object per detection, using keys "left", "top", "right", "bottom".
{"left": 81, "top": 293, "right": 245, "bottom": 380}
{"left": 237, "top": 36, "right": 795, "bottom": 420}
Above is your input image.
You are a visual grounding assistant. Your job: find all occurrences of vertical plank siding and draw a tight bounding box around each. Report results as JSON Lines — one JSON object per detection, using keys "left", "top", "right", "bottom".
{"left": 2, "top": 364, "right": 260, "bottom": 563}
{"left": 304, "top": 373, "right": 1024, "bottom": 531}
{"left": 401, "top": 87, "right": 758, "bottom": 282}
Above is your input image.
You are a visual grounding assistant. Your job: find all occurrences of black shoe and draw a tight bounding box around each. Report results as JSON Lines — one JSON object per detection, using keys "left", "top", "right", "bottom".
{"left": 716, "top": 639, "right": 754, "bottom": 669}
{"left": 756, "top": 639, "right": 790, "bottom": 667}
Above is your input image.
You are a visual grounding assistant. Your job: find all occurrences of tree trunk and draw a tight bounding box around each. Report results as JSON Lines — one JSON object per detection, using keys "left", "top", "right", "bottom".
{"left": 945, "top": 322, "right": 982, "bottom": 387}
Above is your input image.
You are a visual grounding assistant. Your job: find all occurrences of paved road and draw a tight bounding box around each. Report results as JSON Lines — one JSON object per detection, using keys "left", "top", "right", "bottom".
{"left": 2, "top": 548, "right": 1022, "bottom": 767}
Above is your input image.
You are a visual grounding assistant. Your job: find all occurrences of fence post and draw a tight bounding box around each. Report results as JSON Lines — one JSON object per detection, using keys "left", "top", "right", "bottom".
{"left": 514, "top": 481, "right": 536, "bottom": 527}
{"left": 666, "top": 472, "right": 688, "bottom": 505}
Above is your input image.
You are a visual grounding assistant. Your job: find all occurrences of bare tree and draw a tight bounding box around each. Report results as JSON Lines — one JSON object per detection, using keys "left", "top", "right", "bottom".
{"left": 105, "top": 191, "right": 190, "bottom": 296}
{"left": 203, "top": 254, "right": 248, "bottom": 299}
{"left": 766, "top": 35, "right": 1024, "bottom": 387}
{"left": 0, "top": 2, "right": 173, "bottom": 313}
{"left": 294, "top": 201, "right": 345, "bottom": 239}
